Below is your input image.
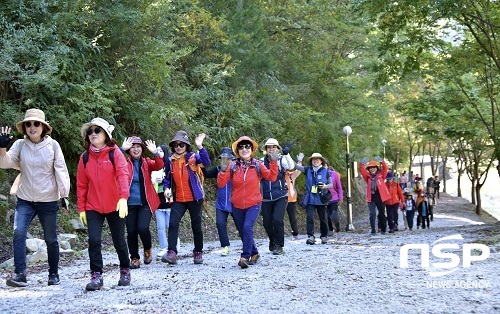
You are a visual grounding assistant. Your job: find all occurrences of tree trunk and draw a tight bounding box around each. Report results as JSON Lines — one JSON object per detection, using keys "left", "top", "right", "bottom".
{"left": 475, "top": 184, "right": 482, "bottom": 215}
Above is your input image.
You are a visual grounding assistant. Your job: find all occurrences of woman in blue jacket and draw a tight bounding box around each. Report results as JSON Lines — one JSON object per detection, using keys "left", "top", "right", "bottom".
{"left": 296, "top": 153, "right": 333, "bottom": 245}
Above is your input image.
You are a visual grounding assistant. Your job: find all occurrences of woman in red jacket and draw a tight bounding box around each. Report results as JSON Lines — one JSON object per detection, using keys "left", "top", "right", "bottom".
{"left": 384, "top": 171, "right": 404, "bottom": 233}
{"left": 217, "top": 136, "right": 279, "bottom": 269}
{"left": 121, "top": 136, "right": 164, "bottom": 269}
{"left": 359, "top": 157, "right": 390, "bottom": 235}
{"left": 77, "top": 118, "right": 130, "bottom": 291}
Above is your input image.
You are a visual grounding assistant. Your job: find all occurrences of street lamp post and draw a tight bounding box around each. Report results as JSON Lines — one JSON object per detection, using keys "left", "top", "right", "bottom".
{"left": 382, "top": 139, "right": 387, "bottom": 160}
{"left": 343, "top": 126, "right": 354, "bottom": 231}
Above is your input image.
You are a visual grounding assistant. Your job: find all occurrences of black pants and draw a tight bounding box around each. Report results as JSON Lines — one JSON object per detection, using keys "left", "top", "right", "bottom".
{"left": 368, "top": 192, "right": 387, "bottom": 233}
{"left": 168, "top": 200, "right": 204, "bottom": 253}
{"left": 125, "top": 204, "right": 152, "bottom": 259}
{"left": 261, "top": 197, "right": 288, "bottom": 247}
{"left": 87, "top": 210, "right": 130, "bottom": 272}
{"left": 326, "top": 201, "right": 340, "bottom": 233}
{"left": 306, "top": 204, "right": 328, "bottom": 238}
{"left": 386, "top": 203, "right": 399, "bottom": 231}
{"left": 285, "top": 201, "right": 299, "bottom": 236}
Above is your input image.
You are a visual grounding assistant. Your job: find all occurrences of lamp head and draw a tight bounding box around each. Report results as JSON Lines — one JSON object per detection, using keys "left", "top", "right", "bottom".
{"left": 343, "top": 126, "right": 352, "bottom": 136}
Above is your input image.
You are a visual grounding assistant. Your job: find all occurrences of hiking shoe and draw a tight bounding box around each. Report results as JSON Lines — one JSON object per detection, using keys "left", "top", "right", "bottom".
{"left": 157, "top": 247, "right": 168, "bottom": 259}
{"left": 48, "top": 273, "right": 60, "bottom": 286}
{"left": 193, "top": 251, "right": 203, "bottom": 264}
{"left": 389, "top": 230, "right": 395, "bottom": 234}
{"left": 144, "top": 248, "right": 153, "bottom": 265}
{"left": 320, "top": 236, "right": 328, "bottom": 244}
{"left": 306, "top": 236, "right": 315, "bottom": 245}
{"left": 130, "top": 258, "right": 140, "bottom": 269}
{"left": 238, "top": 258, "right": 250, "bottom": 269}
{"left": 381, "top": 231, "right": 386, "bottom": 235}
{"left": 248, "top": 254, "right": 260, "bottom": 265}
{"left": 272, "top": 246, "right": 284, "bottom": 255}
{"left": 162, "top": 250, "right": 177, "bottom": 264}
{"left": 6, "top": 273, "right": 28, "bottom": 287}
{"left": 269, "top": 242, "right": 275, "bottom": 252}
{"left": 86, "top": 272, "right": 103, "bottom": 291}
{"left": 118, "top": 268, "right": 131, "bottom": 286}
{"left": 221, "top": 246, "right": 230, "bottom": 256}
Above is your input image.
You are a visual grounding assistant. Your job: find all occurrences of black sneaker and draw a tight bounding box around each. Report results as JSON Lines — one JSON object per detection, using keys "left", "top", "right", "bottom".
{"left": 306, "top": 235, "right": 315, "bottom": 245}
{"left": 272, "top": 246, "right": 284, "bottom": 255}
{"left": 118, "top": 268, "right": 131, "bottom": 286}
{"left": 48, "top": 273, "right": 60, "bottom": 286}
{"left": 6, "top": 273, "right": 28, "bottom": 287}
{"left": 86, "top": 271, "right": 103, "bottom": 291}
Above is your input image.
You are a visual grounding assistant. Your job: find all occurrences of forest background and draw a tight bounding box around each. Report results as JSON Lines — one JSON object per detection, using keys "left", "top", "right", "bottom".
{"left": 0, "top": 0, "right": 499, "bottom": 257}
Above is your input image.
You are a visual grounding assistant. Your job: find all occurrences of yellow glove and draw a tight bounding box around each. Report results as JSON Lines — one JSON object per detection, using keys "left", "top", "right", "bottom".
{"left": 79, "top": 211, "right": 87, "bottom": 227}
{"left": 116, "top": 198, "right": 128, "bottom": 218}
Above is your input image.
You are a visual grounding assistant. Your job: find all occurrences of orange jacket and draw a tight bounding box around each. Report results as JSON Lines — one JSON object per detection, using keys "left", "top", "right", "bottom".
{"left": 218, "top": 159, "right": 278, "bottom": 209}
{"left": 385, "top": 180, "right": 404, "bottom": 207}
{"left": 358, "top": 160, "right": 390, "bottom": 203}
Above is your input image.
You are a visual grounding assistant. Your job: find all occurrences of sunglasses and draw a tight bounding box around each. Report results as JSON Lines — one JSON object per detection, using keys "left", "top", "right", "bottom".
{"left": 237, "top": 144, "right": 252, "bottom": 150}
{"left": 173, "top": 142, "right": 186, "bottom": 148}
{"left": 24, "top": 121, "right": 41, "bottom": 128}
{"left": 86, "top": 127, "right": 102, "bottom": 136}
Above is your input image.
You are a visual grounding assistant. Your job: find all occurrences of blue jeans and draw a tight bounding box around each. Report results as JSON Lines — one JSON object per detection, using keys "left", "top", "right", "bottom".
{"left": 216, "top": 209, "right": 237, "bottom": 247}
{"left": 125, "top": 204, "right": 152, "bottom": 259}
{"left": 155, "top": 209, "right": 171, "bottom": 249}
{"left": 168, "top": 201, "right": 203, "bottom": 253}
{"left": 14, "top": 198, "right": 59, "bottom": 275}
{"left": 261, "top": 197, "right": 288, "bottom": 247}
{"left": 86, "top": 210, "right": 130, "bottom": 272}
{"left": 232, "top": 205, "right": 260, "bottom": 259}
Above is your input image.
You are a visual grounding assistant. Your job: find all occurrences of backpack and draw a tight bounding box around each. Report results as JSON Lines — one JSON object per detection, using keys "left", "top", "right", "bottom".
{"left": 82, "top": 149, "right": 115, "bottom": 168}
{"left": 230, "top": 159, "right": 261, "bottom": 178}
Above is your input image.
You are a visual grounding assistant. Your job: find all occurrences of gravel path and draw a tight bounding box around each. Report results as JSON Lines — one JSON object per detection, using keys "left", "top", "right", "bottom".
{"left": 0, "top": 194, "right": 498, "bottom": 314}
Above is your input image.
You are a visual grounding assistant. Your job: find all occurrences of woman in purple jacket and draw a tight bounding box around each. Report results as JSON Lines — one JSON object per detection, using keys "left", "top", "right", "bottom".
{"left": 325, "top": 164, "right": 343, "bottom": 240}
{"left": 160, "top": 131, "right": 211, "bottom": 265}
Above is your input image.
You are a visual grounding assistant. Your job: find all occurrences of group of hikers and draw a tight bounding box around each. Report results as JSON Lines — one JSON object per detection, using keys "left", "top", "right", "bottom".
{"left": 0, "top": 108, "right": 437, "bottom": 291}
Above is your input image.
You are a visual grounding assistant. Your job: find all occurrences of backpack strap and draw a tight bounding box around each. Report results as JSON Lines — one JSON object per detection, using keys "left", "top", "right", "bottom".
{"left": 83, "top": 149, "right": 115, "bottom": 168}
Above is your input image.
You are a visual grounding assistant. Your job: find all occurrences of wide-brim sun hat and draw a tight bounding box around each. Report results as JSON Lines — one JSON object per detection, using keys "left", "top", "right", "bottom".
{"left": 169, "top": 130, "right": 191, "bottom": 148}
{"left": 16, "top": 108, "right": 53, "bottom": 134}
{"left": 80, "top": 117, "right": 115, "bottom": 139}
{"left": 232, "top": 136, "right": 258, "bottom": 158}
{"left": 263, "top": 138, "right": 282, "bottom": 150}
{"left": 307, "top": 152, "right": 327, "bottom": 166}
{"left": 365, "top": 160, "right": 379, "bottom": 170}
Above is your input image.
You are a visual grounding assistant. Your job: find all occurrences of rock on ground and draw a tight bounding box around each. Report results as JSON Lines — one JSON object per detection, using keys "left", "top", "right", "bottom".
{"left": 0, "top": 193, "right": 498, "bottom": 314}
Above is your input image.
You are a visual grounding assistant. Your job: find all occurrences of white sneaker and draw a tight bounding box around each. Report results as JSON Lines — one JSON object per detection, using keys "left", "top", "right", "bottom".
{"left": 157, "top": 248, "right": 168, "bottom": 258}
{"left": 221, "top": 246, "right": 230, "bottom": 256}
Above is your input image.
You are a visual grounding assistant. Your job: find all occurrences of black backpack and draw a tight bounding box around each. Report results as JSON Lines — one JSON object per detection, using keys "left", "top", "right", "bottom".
{"left": 82, "top": 149, "right": 115, "bottom": 168}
